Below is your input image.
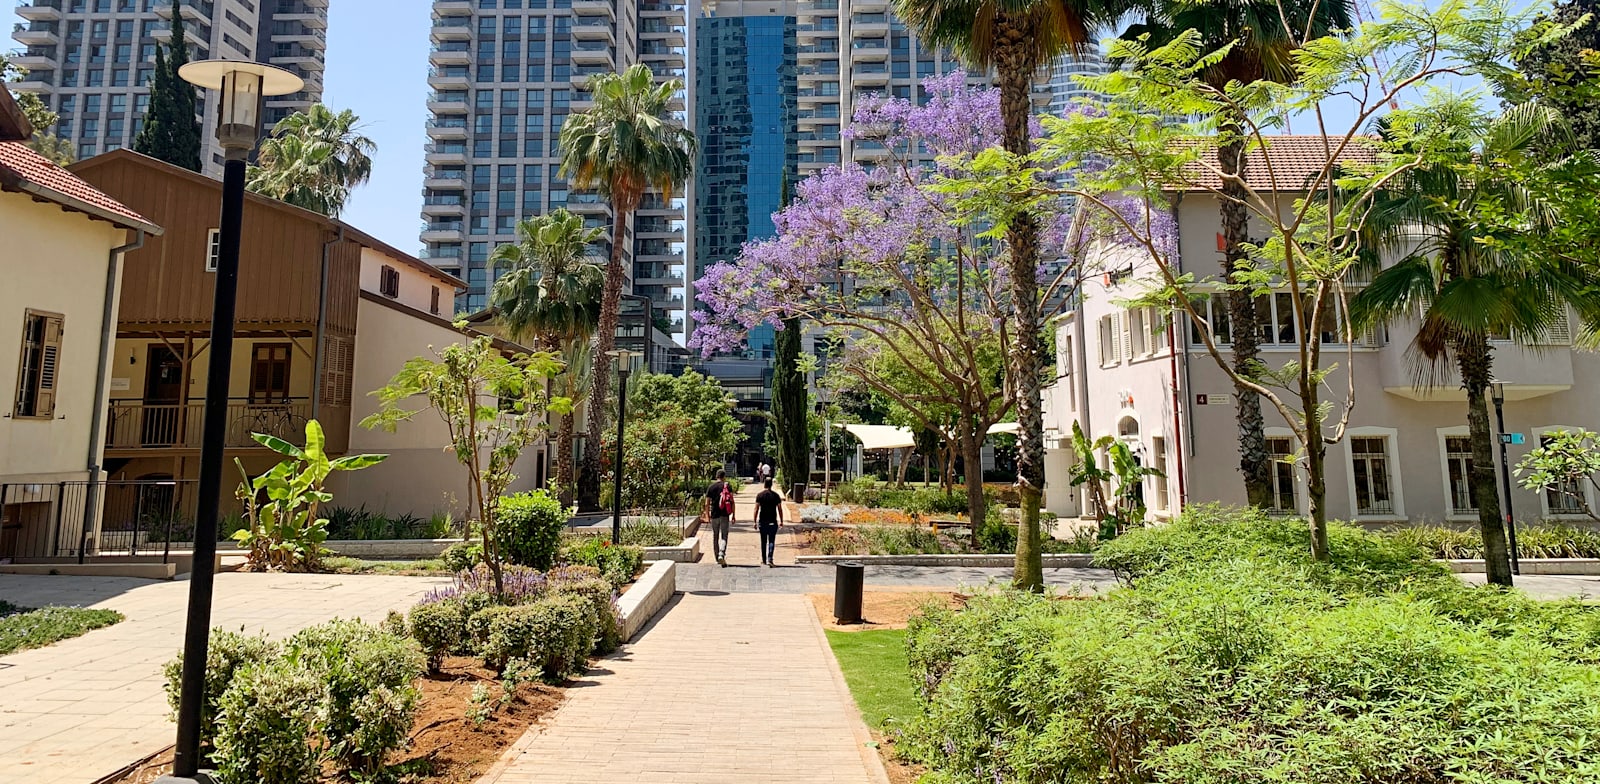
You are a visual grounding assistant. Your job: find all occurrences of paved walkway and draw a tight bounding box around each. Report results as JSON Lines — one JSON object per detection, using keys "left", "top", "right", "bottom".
{"left": 484, "top": 592, "right": 884, "bottom": 784}
{"left": 0, "top": 572, "right": 448, "bottom": 784}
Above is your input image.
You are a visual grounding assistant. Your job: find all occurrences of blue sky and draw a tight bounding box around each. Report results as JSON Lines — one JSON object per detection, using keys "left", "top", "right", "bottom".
{"left": 6, "top": 0, "right": 432, "bottom": 251}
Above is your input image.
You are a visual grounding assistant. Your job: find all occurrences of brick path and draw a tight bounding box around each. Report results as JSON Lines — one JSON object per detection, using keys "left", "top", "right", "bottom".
{"left": 0, "top": 572, "right": 447, "bottom": 784}
{"left": 483, "top": 591, "right": 886, "bottom": 784}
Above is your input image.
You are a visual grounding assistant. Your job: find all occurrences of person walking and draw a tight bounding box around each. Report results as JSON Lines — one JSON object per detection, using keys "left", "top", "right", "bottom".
{"left": 755, "top": 478, "right": 785, "bottom": 566}
{"left": 705, "top": 468, "right": 735, "bottom": 567}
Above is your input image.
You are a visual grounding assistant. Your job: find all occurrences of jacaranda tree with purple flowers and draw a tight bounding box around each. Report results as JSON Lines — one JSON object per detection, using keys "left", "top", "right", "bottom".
{"left": 693, "top": 73, "right": 1079, "bottom": 532}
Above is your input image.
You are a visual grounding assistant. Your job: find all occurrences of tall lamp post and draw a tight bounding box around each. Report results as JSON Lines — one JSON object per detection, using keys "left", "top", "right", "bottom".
{"left": 161, "top": 60, "right": 302, "bottom": 783}
{"left": 1490, "top": 380, "right": 1521, "bottom": 576}
{"left": 607, "top": 350, "right": 642, "bottom": 544}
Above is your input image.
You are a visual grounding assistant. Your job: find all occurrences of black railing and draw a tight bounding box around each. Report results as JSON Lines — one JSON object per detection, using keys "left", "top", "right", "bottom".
{"left": 0, "top": 479, "right": 214, "bottom": 563}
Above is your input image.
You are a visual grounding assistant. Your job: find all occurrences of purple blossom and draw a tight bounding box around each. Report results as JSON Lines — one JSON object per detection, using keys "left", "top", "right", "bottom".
{"left": 417, "top": 564, "right": 549, "bottom": 606}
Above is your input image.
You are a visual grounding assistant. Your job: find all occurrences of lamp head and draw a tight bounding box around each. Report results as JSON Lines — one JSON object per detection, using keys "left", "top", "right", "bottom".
{"left": 178, "top": 61, "right": 303, "bottom": 156}
{"left": 605, "top": 349, "right": 643, "bottom": 373}
{"left": 1490, "top": 380, "right": 1507, "bottom": 405}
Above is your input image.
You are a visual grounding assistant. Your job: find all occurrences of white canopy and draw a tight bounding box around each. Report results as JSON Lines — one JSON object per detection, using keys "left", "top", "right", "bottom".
{"left": 835, "top": 423, "right": 916, "bottom": 451}
{"left": 987, "top": 422, "right": 1020, "bottom": 435}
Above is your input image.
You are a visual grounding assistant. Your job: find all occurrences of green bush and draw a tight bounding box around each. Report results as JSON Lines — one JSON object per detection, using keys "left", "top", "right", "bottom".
{"left": 860, "top": 525, "right": 945, "bottom": 555}
{"left": 836, "top": 480, "right": 987, "bottom": 517}
{"left": 619, "top": 518, "right": 683, "bottom": 547}
{"left": 210, "top": 660, "right": 321, "bottom": 784}
{"left": 497, "top": 490, "right": 568, "bottom": 569}
{"left": 975, "top": 507, "right": 1015, "bottom": 554}
{"left": 1385, "top": 523, "right": 1600, "bottom": 559}
{"left": 903, "top": 508, "right": 1600, "bottom": 784}
{"left": 162, "top": 629, "right": 278, "bottom": 754}
{"left": 560, "top": 537, "right": 644, "bottom": 588}
{"left": 440, "top": 540, "right": 483, "bottom": 573}
{"left": 284, "top": 619, "right": 425, "bottom": 777}
{"left": 408, "top": 601, "right": 466, "bottom": 672}
{"left": 551, "top": 576, "right": 623, "bottom": 654}
{"left": 472, "top": 594, "right": 597, "bottom": 681}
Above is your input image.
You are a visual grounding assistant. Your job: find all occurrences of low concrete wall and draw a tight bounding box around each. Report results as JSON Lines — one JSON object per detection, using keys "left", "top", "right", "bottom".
{"left": 641, "top": 537, "right": 699, "bottom": 563}
{"left": 1444, "top": 558, "right": 1600, "bottom": 575}
{"left": 795, "top": 553, "right": 1096, "bottom": 568}
{"left": 618, "top": 559, "right": 676, "bottom": 641}
{"left": 323, "top": 539, "right": 463, "bottom": 559}
{"left": 1, "top": 562, "right": 177, "bottom": 579}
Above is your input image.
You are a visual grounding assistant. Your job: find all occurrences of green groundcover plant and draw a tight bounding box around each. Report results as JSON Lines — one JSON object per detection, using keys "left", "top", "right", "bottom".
{"left": 0, "top": 602, "right": 122, "bottom": 655}
{"left": 902, "top": 507, "right": 1600, "bottom": 784}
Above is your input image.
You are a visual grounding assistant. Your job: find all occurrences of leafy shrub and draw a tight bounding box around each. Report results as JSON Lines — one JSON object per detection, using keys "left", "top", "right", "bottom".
{"left": 619, "top": 518, "right": 683, "bottom": 547}
{"left": 1039, "top": 527, "right": 1099, "bottom": 554}
{"left": 408, "top": 600, "right": 466, "bottom": 672}
{"left": 975, "top": 507, "right": 1015, "bottom": 554}
{"left": 284, "top": 619, "right": 425, "bottom": 776}
{"left": 324, "top": 504, "right": 431, "bottom": 540}
{"left": 806, "top": 528, "right": 865, "bottom": 554}
{"left": 903, "top": 507, "right": 1600, "bottom": 784}
{"left": 550, "top": 576, "right": 623, "bottom": 654}
{"left": 560, "top": 537, "right": 644, "bottom": 588}
{"left": 546, "top": 564, "right": 605, "bottom": 585}
{"left": 861, "top": 525, "right": 945, "bottom": 555}
{"left": 472, "top": 594, "right": 597, "bottom": 680}
{"left": 800, "top": 504, "right": 846, "bottom": 523}
{"left": 440, "top": 540, "right": 483, "bottom": 573}
{"left": 210, "top": 660, "right": 321, "bottom": 784}
{"left": 497, "top": 490, "right": 568, "bottom": 569}
{"left": 162, "top": 629, "right": 278, "bottom": 754}
{"left": 421, "top": 564, "right": 547, "bottom": 607}
{"left": 835, "top": 480, "right": 985, "bottom": 517}
{"left": 1385, "top": 523, "right": 1600, "bottom": 559}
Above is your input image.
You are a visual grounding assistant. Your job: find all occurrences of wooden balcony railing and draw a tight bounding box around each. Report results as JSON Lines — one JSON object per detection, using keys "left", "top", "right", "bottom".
{"left": 105, "top": 398, "right": 311, "bottom": 450}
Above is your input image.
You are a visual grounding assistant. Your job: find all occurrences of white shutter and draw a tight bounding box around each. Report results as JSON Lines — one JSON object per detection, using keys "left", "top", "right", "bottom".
{"left": 1119, "top": 311, "right": 1132, "bottom": 361}
{"left": 1541, "top": 311, "right": 1573, "bottom": 346}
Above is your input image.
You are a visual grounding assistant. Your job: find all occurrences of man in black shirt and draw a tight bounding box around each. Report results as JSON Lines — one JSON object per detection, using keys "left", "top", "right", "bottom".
{"left": 754, "top": 478, "right": 785, "bottom": 566}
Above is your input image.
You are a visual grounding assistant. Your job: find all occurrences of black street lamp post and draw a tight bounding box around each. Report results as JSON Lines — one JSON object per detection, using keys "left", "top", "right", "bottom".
{"left": 608, "top": 350, "right": 641, "bottom": 544}
{"left": 1491, "top": 380, "right": 1520, "bottom": 576}
{"left": 161, "top": 60, "right": 302, "bottom": 783}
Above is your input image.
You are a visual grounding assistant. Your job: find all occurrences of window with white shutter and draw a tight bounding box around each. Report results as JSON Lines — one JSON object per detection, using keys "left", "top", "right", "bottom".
{"left": 14, "top": 310, "right": 64, "bottom": 419}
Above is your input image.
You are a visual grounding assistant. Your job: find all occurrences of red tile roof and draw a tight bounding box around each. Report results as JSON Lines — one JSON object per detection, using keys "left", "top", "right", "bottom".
{"left": 1176, "top": 135, "right": 1379, "bottom": 192}
{"left": 0, "top": 141, "right": 160, "bottom": 233}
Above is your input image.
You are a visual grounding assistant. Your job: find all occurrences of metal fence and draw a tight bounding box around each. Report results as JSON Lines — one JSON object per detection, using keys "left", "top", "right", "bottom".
{"left": 0, "top": 479, "right": 204, "bottom": 563}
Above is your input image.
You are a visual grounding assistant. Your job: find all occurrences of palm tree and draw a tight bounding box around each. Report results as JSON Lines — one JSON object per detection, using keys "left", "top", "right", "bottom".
{"left": 490, "top": 209, "right": 606, "bottom": 507}
{"left": 1350, "top": 102, "right": 1600, "bottom": 586}
{"left": 559, "top": 63, "right": 696, "bottom": 511}
{"left": 893, "top": 0, "right": 1120, "bottom": 590}
{"left": 247, "top": 104, "right": 375, "bottom": 217}
{"left": 1122, "top": 0, "right": 1353, "bottom": 509}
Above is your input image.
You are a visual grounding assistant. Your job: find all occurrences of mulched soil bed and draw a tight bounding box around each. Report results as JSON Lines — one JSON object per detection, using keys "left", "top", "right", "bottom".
{"left": 100, "top": 656, "right": 564, "bottom": 784}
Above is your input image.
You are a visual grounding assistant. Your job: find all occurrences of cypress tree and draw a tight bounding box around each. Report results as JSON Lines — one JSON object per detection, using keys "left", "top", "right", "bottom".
{"left": 133, "top": 0, "right": 202, "bottom": 171}
{"left": 770, "top": 173, "right": 811, "bottom": 499}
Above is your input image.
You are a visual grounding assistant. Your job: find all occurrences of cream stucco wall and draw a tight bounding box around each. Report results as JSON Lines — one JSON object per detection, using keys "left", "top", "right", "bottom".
{"left": 331, "top": 297, "right": 544, "bottom": 521}
{"left": 359, "top": 247, "right": 456, "bottom": 317}
{"left": 107, "top": 336, "right": 316, "bottom": 403}
{"left": 0, "top": 190, "right": 128, "bottom": 483}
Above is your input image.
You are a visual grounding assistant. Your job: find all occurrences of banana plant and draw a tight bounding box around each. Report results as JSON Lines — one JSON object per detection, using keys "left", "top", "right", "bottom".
{"left": 232, "top": 419, "right": 387, "bottom": 571}
{"left": 1068, "top": 422, "right": 1165, "bottom": 541}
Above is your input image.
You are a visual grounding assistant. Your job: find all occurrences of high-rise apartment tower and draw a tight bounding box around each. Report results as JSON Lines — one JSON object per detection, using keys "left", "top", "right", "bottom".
{"left": 10, "top": 0, "right": 327, "bottom": 173}
{"left": 421, "top": 0, "right": 691, "bottom": 334}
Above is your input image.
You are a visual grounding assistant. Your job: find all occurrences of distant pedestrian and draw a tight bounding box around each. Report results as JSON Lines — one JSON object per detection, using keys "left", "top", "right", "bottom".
{"left": 755, "top": 478, "right": 785, "bottom": 566}
{"left": 705, "top": 468, "right": 735, "bottom": 567}
{"left": 755, "top": 462, "right": 768, "bottom": 484}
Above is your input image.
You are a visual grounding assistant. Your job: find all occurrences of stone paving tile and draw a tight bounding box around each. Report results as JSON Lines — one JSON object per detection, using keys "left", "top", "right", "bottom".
{"left": 484, "top": 591, "right": 886, "bottom": 784}
{"left": 0, "top": 572, "right": 448, "bottom": 784}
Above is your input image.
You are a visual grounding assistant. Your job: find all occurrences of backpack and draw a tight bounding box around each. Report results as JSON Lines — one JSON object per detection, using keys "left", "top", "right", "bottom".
{"left": 719, "top": 483, "right": 736, "bottom": 517}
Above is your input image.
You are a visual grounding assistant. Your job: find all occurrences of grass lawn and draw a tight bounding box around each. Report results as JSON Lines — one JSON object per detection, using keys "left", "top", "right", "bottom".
{"left": 321, "top": 556, "right": 453, "bottom": 576}
{"left": 825, "top": 628, "right": 920, "bottom": 731}
{"left": 0, "top": 600, "right": 123, "bottom": 655}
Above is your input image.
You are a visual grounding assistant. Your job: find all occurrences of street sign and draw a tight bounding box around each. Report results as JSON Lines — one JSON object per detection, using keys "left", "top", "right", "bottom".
{"left": 1499, "top": 432, "right": 1526, "bottom": 445}
{"left": 1196, "top": 393, "right": 1233, "bottom": 406}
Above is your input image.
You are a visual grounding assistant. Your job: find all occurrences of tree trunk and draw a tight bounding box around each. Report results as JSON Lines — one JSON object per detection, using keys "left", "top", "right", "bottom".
{"left": 896, "top": 447, "right": 911, "bottom": 487}
{"left": 578, "top": 204, "right": 629, "bottom": 511}
{"left": 962, "top": 429, "right": 987, "bottom": 540}
{"left": 1217, "top": 123, "right": 1274, "bottom": 509}
{"left": 556, "top": 412, "right": 576, "bottom": 508}
{"left": 1457, "top": 333, "right": 1513, "bottom": 585}
{"left": 994, "top": 19, "right": 1046, "bottom": 591}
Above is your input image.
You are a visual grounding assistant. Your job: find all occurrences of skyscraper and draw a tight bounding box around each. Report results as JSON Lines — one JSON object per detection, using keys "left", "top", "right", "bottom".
{"left": 421, "top": 0, "right": 691, "bottom": 334}
{"left": 693, "top": 0, "right": 797, "bottom": 359}
{"left": 10, "top": 0, "right": 327, "bottom": 172}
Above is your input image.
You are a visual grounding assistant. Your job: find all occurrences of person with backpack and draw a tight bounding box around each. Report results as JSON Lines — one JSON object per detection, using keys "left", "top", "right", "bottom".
{"left": 705, "top": 468, "right": 735, "bottom": 567}
{"left": 754, "top": 478, "right": 785, "bottom": 566}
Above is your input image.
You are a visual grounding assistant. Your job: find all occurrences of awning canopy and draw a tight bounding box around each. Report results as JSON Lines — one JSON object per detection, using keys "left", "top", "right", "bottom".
{"left": 987, "top": 422, "right": 1019, "bottom": 435}
{"left": 835, "top": 423, "right": 916, "bottom": 451}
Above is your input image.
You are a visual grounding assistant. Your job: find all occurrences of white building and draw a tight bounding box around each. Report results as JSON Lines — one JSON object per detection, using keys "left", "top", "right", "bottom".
{"left": 1043, "top": 136, "right": 1600, "bottom": 526}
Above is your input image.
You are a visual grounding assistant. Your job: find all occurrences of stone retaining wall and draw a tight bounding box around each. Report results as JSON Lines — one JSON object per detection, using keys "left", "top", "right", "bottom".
{"left": 1443, "top": 558, "right": 1600, "bottom": 575}
{"left": 618, "top": 559, "right": 677, "bottom": 641}
{"left": 795, "top": 553, "right": 1095, "bottom": 568}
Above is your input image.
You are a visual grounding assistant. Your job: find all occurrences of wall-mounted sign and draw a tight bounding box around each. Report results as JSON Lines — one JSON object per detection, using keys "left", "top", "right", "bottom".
{"left": 109, "top": 378, "right": 131, "bottom": 391}
{"left": 1196, "top": 393, "right": 1233, "bottom": 406}
{"left": 1499, "top": 432, "right": 1526, "bottom": 445}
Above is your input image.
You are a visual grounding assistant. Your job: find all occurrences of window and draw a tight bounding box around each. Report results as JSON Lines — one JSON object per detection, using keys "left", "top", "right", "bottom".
{"left": 1268, "top": 437, "right": 1297, "bottom": 514}
{"left": 1151, "top": 436, "right": 1169, "bottom": 512}
{"left": 430, "top": 286, "right": 442, "bottom": 315}
{"left": 14, "top": 310, "right": 64, "bottom": 419}
{"left": 380, "top": 265, "right": 400, "bottom": 298}
{"left": 1539, "top": 430, "right": 1590, "bottom": 515}
{"left": 205, "top": 228, "right": 221, "bottom": 271}
{"left": 1350, "top": 436, "right": 1395, "bottom": 516}
{"left": 1129, "top": 308, "right": 1148, "bottom": 357}
{"left": 1444, "top": 435, "right": 1478, "bottom": 516}
{"left": 1098, "top": 313, "right": 1120, "bottom": 367}
{"left": 249, "top": 344, "right": 291, "bottom": 404}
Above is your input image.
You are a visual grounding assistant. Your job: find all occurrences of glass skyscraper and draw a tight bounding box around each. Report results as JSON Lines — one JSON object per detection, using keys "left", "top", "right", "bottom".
{"left": 693, "top": 3, "right": 797, "bottom": 359}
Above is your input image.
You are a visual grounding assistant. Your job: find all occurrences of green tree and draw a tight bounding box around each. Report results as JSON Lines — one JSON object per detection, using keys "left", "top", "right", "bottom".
{"left": 1122, "top": 0, "right": 1354, "bottom": 510}
{"left": 603, "top": 369, "right": 741, "bottom": 508}
{"left": 247, "top": 104, "right": 375, "bottom": 217}
{"left": 1515, "top": 428, "right": 1600, "bottom": 521}
{"left": 1, "top": 53, "right": 74, "bottom": 165}
{"left": 1516, "top": 0, "right": 1600, "bottom": 149}
{"left": 1350, "top": 100, "right": 1600, "bottom": 586}
{"left": 361, "top": 335, "right": 568, "bottom": 597}
{"left": 559, "top": 63, "right": 697, "bottom": 512}
{"left": 893, "top": 0, "right": 1118, "bottom": 591}
{"left": 489, "top": 208, "right": 605, "bottom": 506}
{"left": 771, "top": 319, "right": 810, "bottom": 498}
{"left": 133, "top": 1, "right": 202, "bottom": 172}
